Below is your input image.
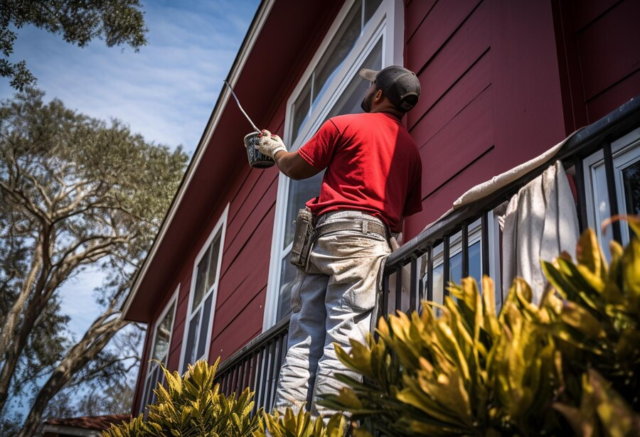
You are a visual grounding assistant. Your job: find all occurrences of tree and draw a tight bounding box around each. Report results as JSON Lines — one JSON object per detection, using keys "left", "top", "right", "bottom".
{"left": 1, "top": 0, "right": 148, "bottom": 90}
{"left": 0, "top": 88, "right": 189, "bottom": 436}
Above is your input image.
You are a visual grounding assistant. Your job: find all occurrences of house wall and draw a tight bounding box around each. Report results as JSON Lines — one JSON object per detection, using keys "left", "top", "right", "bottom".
{"left": 132, "top": 0, "right": 639, "bottom": 415}
{"left": 554, "top": 0, "right": 640, "bottom": 133}
{"left": 402, "top": 0, "right": 567, "bottom": 236}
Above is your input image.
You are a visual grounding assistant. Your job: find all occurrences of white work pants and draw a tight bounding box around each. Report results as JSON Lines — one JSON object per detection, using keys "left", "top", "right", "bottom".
{"left": 273, "top": 210, "right": 391, "bottom": 418}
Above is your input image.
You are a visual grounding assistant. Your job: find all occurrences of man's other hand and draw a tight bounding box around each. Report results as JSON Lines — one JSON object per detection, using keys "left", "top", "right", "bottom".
{"left": 258, "top": 129, "right": 287, "bottom": 158}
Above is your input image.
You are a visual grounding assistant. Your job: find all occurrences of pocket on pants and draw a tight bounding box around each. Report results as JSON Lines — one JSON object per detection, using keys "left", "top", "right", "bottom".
{"left": 341, "top": 252, "right": 389, "bottom": 313}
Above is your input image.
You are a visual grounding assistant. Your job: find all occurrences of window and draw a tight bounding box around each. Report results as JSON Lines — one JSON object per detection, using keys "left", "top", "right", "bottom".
{"left": 179, "top": 205, "right": 228, "bottom": 372}
{"left": 583, "top": 127, "right": 640, "bottom": 252}
{"left": 140, "top": 287, "right": 178, "bottom": 414}
{"left": 264, "top": 0, "right": 403, "bottom": 329}
{"left": 420, "top": 213, "right": 502, "bottom": 310}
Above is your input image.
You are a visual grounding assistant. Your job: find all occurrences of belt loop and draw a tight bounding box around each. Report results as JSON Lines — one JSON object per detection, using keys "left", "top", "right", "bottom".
{"left": 362, "top": 220, "right": 368, "bottom": 234}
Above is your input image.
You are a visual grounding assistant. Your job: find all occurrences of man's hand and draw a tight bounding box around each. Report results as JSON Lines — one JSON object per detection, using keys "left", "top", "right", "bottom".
{"left": 258, "top": 129, "right": 287, "bottom": 158}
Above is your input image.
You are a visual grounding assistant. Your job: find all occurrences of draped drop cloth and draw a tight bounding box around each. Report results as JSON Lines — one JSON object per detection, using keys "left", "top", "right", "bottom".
{"left": 417, "top": 130, "right": 583, "bottom": 304}
{"left": 500, "top": 161, "right": 579, "bottom": 303}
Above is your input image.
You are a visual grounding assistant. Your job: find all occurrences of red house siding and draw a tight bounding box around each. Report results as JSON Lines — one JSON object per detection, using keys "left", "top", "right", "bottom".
{"left": 555, "top": 0, "right": 640, "bottom": 131}
{"left": 130, "top": 0, "right": 638, "bottom": 416}
{"left": 403, "top": 0, "right": 566, "bottom": 237}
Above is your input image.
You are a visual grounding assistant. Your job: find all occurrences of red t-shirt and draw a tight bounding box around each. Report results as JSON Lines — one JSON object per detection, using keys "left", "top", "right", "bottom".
{"left": 298, "top": 112, "right": 422, "bottom": 231}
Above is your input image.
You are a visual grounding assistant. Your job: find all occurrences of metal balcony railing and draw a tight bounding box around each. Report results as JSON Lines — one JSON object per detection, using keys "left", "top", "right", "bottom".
{"left": 214, "top": 96, "right": 640, "bottom": 415}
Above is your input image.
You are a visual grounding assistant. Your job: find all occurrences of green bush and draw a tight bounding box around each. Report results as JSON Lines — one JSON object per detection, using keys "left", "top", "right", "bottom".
{"left": 322, "top": 224, "right": 640, "bottom": 436}
{"left": 256, "top": 408, "right": 348, "bottom": 437}
{"left": 102, "top": 358, "right": 262, "bottom": 436}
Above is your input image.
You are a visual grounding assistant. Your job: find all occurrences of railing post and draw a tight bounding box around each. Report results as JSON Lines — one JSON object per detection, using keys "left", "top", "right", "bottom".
{"left": 409, "top": 257, "right": 418, "bottom": 312}
{"left": 443, "top": 235, "right": 450, "bottom": 298}
{"left": 426, "top": 245, "right": 434, "bottom": 302}
{"left": 603, "top": 142, "right": 623, "bottom": 243}
{"left": 461, "top": 223, "right": 469, "bottom": 278}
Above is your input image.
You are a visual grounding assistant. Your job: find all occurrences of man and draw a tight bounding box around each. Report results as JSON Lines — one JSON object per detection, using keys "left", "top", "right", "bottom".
{"left": 258, "top": 65, "right": 422, "bottom": 418}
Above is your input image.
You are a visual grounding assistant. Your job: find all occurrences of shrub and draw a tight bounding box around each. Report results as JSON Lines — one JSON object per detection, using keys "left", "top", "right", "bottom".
{"left": 322, "top": 224, "right": 640, "bottom": 436}
{"left": 256, "top": 408, "right": 348, "bottom": 437}
{"left": 102, "top": 358, "right": 262, "bottom": 436}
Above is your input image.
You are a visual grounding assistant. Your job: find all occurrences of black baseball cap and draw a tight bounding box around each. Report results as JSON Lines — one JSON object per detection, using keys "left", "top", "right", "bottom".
{"left": 359, "top": 65, "right": 421, "bottom": 112}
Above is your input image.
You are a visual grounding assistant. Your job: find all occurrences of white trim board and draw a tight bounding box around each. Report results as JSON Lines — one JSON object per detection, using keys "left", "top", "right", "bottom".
{"left": 178, "top": 203, "right": 229, "bottom": 373}
{"left": 139, "top": 284, "right": 179, "bottom": 414}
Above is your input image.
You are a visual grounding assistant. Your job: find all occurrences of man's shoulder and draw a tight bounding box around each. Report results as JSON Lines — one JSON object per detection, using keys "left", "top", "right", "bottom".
{"left": 328, "top": 113, "right": 370, "bottom": 127}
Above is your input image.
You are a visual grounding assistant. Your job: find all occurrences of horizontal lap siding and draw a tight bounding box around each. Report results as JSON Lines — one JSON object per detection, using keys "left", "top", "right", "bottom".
{"left": 404, "top": 0, "right": 493, "bottom": 234}
{"left": 574, "top": 0, "right": 640, "bottom": 122}
{"left": 405, "top": 0, "right": 566, "bottom": 237}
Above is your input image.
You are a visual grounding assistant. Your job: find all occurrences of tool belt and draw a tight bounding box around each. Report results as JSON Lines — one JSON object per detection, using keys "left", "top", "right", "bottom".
{"left": 290, "top": 208, "right": 389, "bottom": 269}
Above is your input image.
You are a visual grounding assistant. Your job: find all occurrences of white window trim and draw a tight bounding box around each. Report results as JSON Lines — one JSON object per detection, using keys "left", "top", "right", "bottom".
{"left": 139, "top": 284, "right": 179, "bottom": 413}
{"left": 179, "top": 203, "right": 229, "bottom": 372}
{"left": 583, "top": 127, "right": 640, "bottom": 247}
{"left": 264, "top": 0, "right": 404, "bottom": 330}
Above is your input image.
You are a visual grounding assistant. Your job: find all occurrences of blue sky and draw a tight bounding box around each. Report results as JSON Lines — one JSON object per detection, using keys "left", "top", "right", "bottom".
{"left": 1, "top": 0, "right": 259, "bottom": 419}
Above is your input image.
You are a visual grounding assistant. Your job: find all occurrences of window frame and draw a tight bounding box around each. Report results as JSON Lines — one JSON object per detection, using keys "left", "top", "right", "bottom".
{"left": 263, "top": 0, "right": 404, "bottom": 330}
{"left": 583, "top": 127, "right": 640, "bottom": 248}
{"left": 139, "top": 285, "right": 179, "bottom": 414}
{"left": 179, "top": 203, "right": 229, "bottom": 372}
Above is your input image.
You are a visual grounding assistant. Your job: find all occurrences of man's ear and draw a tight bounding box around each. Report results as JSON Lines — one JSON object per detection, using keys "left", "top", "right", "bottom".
{"left": 374, "top": 89, "right": 383, "bottom": 102}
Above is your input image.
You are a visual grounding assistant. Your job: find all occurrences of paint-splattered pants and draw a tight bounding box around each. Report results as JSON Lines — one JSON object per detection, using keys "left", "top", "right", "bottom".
{"left": 273, "top": 210, "right": 391, "bottom": 418}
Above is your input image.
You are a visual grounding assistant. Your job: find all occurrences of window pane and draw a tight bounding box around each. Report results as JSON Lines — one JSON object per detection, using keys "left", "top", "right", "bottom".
{"left": 183, "top": 311, "right": 201, "bottom": 372}
{"left": 622, "top": 160, "right": 640, "bottom": 215}
{"left": 283, "top": 171, "right": 325, "bottom": 250}
{"left": 292, "top": 81, "right": 312, "bottom": 144}
{"left": 432, "top": 264, "right": 444, "bottom": 305}
{"left": 468, "top": 242, "right": 482, "bottom": 284}
{"left": 450, "top": 252, "right": 463, "bottom": 286}
{"left": 152, "top": 302, "right": 175, "bottom": 363}
{"left": 312, "top": 0, "right": 363, "bottom": 104}
{"left": 193, "top": 247, "right": 210, "bottom": 310}
{"left": 364, "top": 0, "right": 383, "bottom": 24}
{"left": 327, "top": 38, "right": 383, "bottom": 119}
{"left": 196, "top": 294, "right": 213, "bottom": 361}
{"left": 282, "top": 39, "right": 382, "bottom": 253}
{"left": 277, "top": 258, "right": 297, "bottom": 321}
{"left": 206, "top": 232, "right": 222, "bottom": 291}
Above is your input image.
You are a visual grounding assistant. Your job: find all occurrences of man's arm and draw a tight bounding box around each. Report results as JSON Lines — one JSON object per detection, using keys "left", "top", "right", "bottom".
{"left": 273, "top": 150, "right": 322, "bottom": 180}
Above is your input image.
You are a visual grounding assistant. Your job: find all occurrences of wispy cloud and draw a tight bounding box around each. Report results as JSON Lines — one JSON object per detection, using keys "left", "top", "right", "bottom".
{"left": 1, "top": 0, "right": 259, "bottom": 155}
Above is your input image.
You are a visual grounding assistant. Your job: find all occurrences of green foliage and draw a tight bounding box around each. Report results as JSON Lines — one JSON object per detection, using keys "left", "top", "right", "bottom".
{"left": 256, "top": 408, "right": 347, "bottom": 437}
{"left": 103, "top": 359, "right": 262, "bottom": 437}
{"left": 1, "top": 0, "right": 148, "bottom": 90}
{"left": 0, "top": 88, "right": 188, "bottom": 434}
{"left": 323, "top": 224, "right": 640, "bottom": 436}
{"left": 541, "top": 221, "right": 640, "bottom": 408}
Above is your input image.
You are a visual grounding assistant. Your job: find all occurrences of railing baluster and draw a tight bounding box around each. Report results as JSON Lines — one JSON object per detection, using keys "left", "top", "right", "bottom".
{"left": 461, "top": 223, "right": 469, "bottom": 278}
{"left": 250, "top": 352, "right": 258, "bottom": 392}
{"left": 395, "top": 264, "right": 403, "bottom": 312}
{"left": 574, "top": 157, "right": 589, "bottom": 233}
{"left": 231, "top": 364, "right": 239, "bottom": 395}
{"left": 382, "top": 273, "right": 389, "bottom": 319}
{"left": 251, "top": 352, "right": 261, "bottom": 415}
{"left": 481, "top": 212, "right": 490, "bottom": 277}
{"left": 409, "top": 257, "right": 418, "bottom": 312}
{"left": 268, "top": 338, "right": 282, "bottom": 411}
{"left": 426, "top": 245, "right": 434, "bottom": 302}
{"left": 443, "top": 235, "right": 450, "bottom": 298}
{"left": 603, "top": 142, "right": 622, "bottom": 243}
{"left": 263, "top": 341, "right": 276, "bottom": 412}
{"left": 256, "top": 347, "right": 268, "bottom": 410}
